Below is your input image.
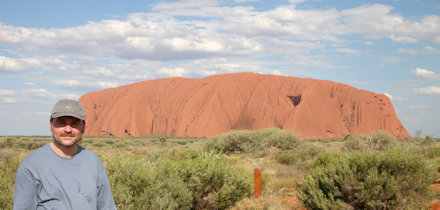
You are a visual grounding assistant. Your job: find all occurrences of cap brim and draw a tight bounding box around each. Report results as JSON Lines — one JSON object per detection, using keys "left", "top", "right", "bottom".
{"left": 51, "top": 112, "right": 85, "bottom": 120}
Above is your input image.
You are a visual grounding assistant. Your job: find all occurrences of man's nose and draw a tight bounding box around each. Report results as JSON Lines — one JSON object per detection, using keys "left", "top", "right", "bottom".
{"left": 64, "top": 125, "right": 72, "bottom": 133}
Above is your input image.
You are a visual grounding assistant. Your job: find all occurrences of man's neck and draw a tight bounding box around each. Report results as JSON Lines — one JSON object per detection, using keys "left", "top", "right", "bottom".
{"left": 50, "top": 141, "right": 78, "bottom": 158}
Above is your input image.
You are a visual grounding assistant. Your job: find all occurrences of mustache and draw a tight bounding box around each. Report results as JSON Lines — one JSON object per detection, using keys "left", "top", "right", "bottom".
{"left": 60, "top": 132, "right": 76, "bottom": 137}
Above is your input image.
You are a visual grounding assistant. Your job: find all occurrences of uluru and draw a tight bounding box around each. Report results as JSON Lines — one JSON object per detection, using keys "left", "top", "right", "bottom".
{"left": 79, "top": 72, "right": 410, "bottom": 139}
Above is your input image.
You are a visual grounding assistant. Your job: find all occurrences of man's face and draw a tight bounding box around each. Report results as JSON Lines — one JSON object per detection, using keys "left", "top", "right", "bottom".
{"left": 50, "top": 116, "right": 85, "bottom": 148}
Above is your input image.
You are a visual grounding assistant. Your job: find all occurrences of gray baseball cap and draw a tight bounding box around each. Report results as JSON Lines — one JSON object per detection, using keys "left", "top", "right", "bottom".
{"left": 51, "top": 99, "right": 86, "bottom": 120}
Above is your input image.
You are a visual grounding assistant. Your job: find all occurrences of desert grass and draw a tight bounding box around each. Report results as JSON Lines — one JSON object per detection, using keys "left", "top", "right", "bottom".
{"left": 1, "top": 130, "right": 440, "bottom": 209}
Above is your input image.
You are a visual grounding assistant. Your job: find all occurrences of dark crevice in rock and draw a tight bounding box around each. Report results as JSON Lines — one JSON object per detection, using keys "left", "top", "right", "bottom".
{"left": 288, "top": 94, "right": 302, "bottom": 107}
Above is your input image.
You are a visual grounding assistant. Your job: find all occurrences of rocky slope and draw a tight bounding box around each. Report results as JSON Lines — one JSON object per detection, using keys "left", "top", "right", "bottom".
{"left": 79, "top": 73, "right": 410, "bottom": 139}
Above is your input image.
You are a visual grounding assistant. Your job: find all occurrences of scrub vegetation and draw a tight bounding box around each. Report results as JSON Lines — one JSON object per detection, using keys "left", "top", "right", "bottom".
{"left": 1, "top": 129, "right": 440, "bottom": 209}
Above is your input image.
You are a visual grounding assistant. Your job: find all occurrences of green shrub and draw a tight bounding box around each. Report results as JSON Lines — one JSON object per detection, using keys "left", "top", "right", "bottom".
{"left": 206, "top": 130, "right": 265, "bottom": 155}
{"left": 159, "top": 137, "right": 167, "bottom": 144}
{"left": 104, "top": 151, "right": 252, "bottom": 210}
{"left": 105, "top": 140, "right": 115, "bottom": 145}
{"left": 113, "top": 141, "right": 128, "bottom": 148}
{"left": 0, "top": 155, "right": 21, "bottom": 209}
{"left": 275, "top": 151, "right": 299, "bottom": 165}
{"left": 0, "top": 138, "right": 14, "bottom": 148}
{"left": 105, "top": 155, "right": 192, "bottom": 209}
{"left": 344, "top": 130, "right": 396, "bottom": 152}
{"left": 297, "top": 149, "right": 435, "bottom": 209}
{"left": 426, "top": 147, "right": 440, "bottom": 159}
{"left": 260, "top": 128, "right": 301, "bottom": 150}
{"left": 275, "top": 143, "right": 325, "bottom": 166}
{"left": 205, "top": 128, "right": 301, "bottom": 157}
{"left": 92, "top": 142, "right": 106, "bottom": 148}
{"left": 418, "top": 135, "right": 435, "bottom": 146}
{"left": 177, "top": 151, "right": 252, "bottom": 209}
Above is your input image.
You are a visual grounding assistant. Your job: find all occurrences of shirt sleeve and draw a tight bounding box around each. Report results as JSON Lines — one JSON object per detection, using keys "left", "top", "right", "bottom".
{"left": 13, "top": 161, "right": 38, "bottom": 210}
{"left": 97, "top": 161, "right": 117, "bottom": 210}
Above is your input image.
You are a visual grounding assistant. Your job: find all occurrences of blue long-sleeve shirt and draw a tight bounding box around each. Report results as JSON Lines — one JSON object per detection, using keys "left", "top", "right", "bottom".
{"left": 13, "top": 143, "right": 117, "bottom": 210}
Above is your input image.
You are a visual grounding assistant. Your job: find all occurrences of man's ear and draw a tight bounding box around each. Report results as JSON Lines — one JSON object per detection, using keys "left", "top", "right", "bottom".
{"left": 81, "top": 120, "right": 86, "bottom": 134}
{"left": 49, "top": 119, "right": 53, "bottom": 131}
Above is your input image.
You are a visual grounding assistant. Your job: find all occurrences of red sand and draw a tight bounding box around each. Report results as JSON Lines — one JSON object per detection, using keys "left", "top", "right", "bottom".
{"left": 79, "top": 72, "right": 410, "bottom": 139}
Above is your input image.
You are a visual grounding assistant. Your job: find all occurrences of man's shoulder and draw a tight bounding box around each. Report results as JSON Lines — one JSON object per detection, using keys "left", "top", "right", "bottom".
{"left": 77, "top": 145, "right": 103, "bottom": 162}
{"left": 19, "top": 143, "right": 51, "bottom": 168}
{"left": 23, "top": 143, "right": 51, "bottom": 159}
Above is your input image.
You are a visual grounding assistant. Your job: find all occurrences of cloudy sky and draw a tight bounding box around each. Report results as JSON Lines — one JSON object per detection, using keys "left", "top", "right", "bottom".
{"left": 0, "top": 0, "right": 439, "bottom": 137}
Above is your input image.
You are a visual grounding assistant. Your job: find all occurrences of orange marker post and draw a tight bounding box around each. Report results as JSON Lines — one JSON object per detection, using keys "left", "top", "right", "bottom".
{"left": 253, "top": 168, "right": 262, "bottom": 198}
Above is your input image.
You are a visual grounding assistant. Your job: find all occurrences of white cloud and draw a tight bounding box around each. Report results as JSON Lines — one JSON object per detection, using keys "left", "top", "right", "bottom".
{"left": 0, "top": 56, "right": 24, "bottom": 72}
{"left": 2, "top": 97, "right": 18, "bottom": 103}
{"left": 402, "top": 117, "right": 421, "bottom": 123}
{"left": 411, "top": 68, "right": 440, "bottom": 80}
{"left": 20, "top": 111, "right": 50, "bottom": 116}
{"left": 390, "top": 34, "right": 418, "bottom": 43}
{"left": 336, "top": 48, "right": 360, "bottom": 54}
{"left": 270, "top": 70, "right": 282, "bottom": 75}
{"left": 24, "top": 82, "right": 36, "bottom": 86}
{"left": 289, "top": 0, "right": 306, "bottom": 3}
{"left": 0, "top": 89, "right": 15, "bottom": 96}
{"left": 341, "top": 5, "right": 440, "bottom": 43}
{"left": 398, "top": 46, "right": 440, "bottom": 55}
{"left": 159, "top": 67, "right": 189, "bottom": 77}
{"left": 51, "top": 79, "right": 119, "bottom": 91}
{"left": 380, "top": 56, "right": 405, "bottom": 63}
{"left": 0, "top": 88, "right": 57, "bottom": 104}
{"left": 397, "top": 48, "right": 418, "bottom": 55}
{"left": 234, "top": 0, "right": 258, "bottom": 3}
{"left": 53, "top": 80, "right": 81, "bottom": 87}
{"left": 341, "top": 4, "right": 402, "bottom": 37}
{"left": 0, "top": 13, "right": 263, "bottom": 61}
{"left": 28, "top": 88, "right": 56, "bottom": 98}
{"left": 59, "top": 93, "right": 81, "bottom": 100}
{"left": 0, "top": 2, "right": 438, "bottom": 65}
{"left": 0, "top": 55, "right": 157, "bottom": 93}
{"left": 152, "top": 0, "right": 219, "bottom": 10}
{"left": 414, "top": 86, "right": 440, "bottom": 94}
{"left": 423, "top": 46, "right": 440, "bottom": 54}
{"left": 97, "top": 81, "right": 119, "bottom": 89}
{"left": 0, "top": 1, "right": 439, "bottom": 98}
{"left": 217, "top": 6, "right": 343, "bottom": 41}
{"left": 383, "top": 93, "right": 404, "bottom": 101}
{"left": 409, "top": 104, "right": 432, "bottom": 109}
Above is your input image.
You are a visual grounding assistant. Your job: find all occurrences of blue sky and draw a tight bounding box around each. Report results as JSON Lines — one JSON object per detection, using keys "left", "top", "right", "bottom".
{"left": 0, "top": 0, "right": 439, "bottom": 137}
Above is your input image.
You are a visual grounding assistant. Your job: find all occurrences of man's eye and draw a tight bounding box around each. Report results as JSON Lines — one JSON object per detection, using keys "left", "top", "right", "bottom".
{"left": 55, "top": 121, "right": 66, "bottom": 126}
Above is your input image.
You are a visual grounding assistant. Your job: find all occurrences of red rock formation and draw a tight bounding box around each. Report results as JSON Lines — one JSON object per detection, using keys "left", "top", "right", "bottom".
{"left": 79, "top": 72, "right": 410, "bottom": 139}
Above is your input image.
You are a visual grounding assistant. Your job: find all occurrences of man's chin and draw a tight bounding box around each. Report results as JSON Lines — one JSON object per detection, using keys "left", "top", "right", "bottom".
{"left": 55, "top": 137, "right": 80, "bottom": 147}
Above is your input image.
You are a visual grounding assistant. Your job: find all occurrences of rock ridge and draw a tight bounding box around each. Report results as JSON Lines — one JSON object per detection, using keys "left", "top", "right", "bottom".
{"left": 79, "top": 72, "right": 410, "bottom": 139}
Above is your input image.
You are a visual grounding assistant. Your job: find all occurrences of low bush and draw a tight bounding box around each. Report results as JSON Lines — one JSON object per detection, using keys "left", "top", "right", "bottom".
{"left": 0, "top": 138, "right": 14, "bottom": 148}
{"left": 92, "top": 142, "right": 106, "bottom": 148}
{"left": 104, "top": 151, "right": 252, "bottom": 210}
{"left": 344, "top": 130, "right": 396, "bottom": 152}
{"left": 426, "top": 147, "right": 440, "bottom": 159}
{"left": 205, "top": 128, "right": 301, "bottom": 157}
{"left": 0, "top": 155, "right": 21, "bottom": 209}
{"left": 418, "top": 135, "right": 435, "bottom": 147}
{"left": 297, "top": 149, "right": 435, "bottom": 209}
{"left": 205, "top": 130, "right": 265, "bottom": 156}
{"left": 275, "top": 151, "right": 298, "bottom": 165}
{"left": 113, "top": 141, "right": 128, "bottom": 148}
{"left": 275, "top": 143, "right": 325, "bottom": 166}
{"left": 260, "top": 128, "right": 301, "bottom": 150}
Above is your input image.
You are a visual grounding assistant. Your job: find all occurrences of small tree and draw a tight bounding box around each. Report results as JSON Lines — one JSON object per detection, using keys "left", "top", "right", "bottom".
{"left": 297, "top": 149, "right": 435, "bottom": 209}
{"left": 344, "top": 130, "right": 396, "bottom": 153}
{"left": 415, "top": 129, "right": 424, "bottom": 139}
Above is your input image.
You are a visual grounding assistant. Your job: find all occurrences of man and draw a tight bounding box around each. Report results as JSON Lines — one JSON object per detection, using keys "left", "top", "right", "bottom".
{"left": 13, "top": 99, "right": 117, "bottom": 210}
